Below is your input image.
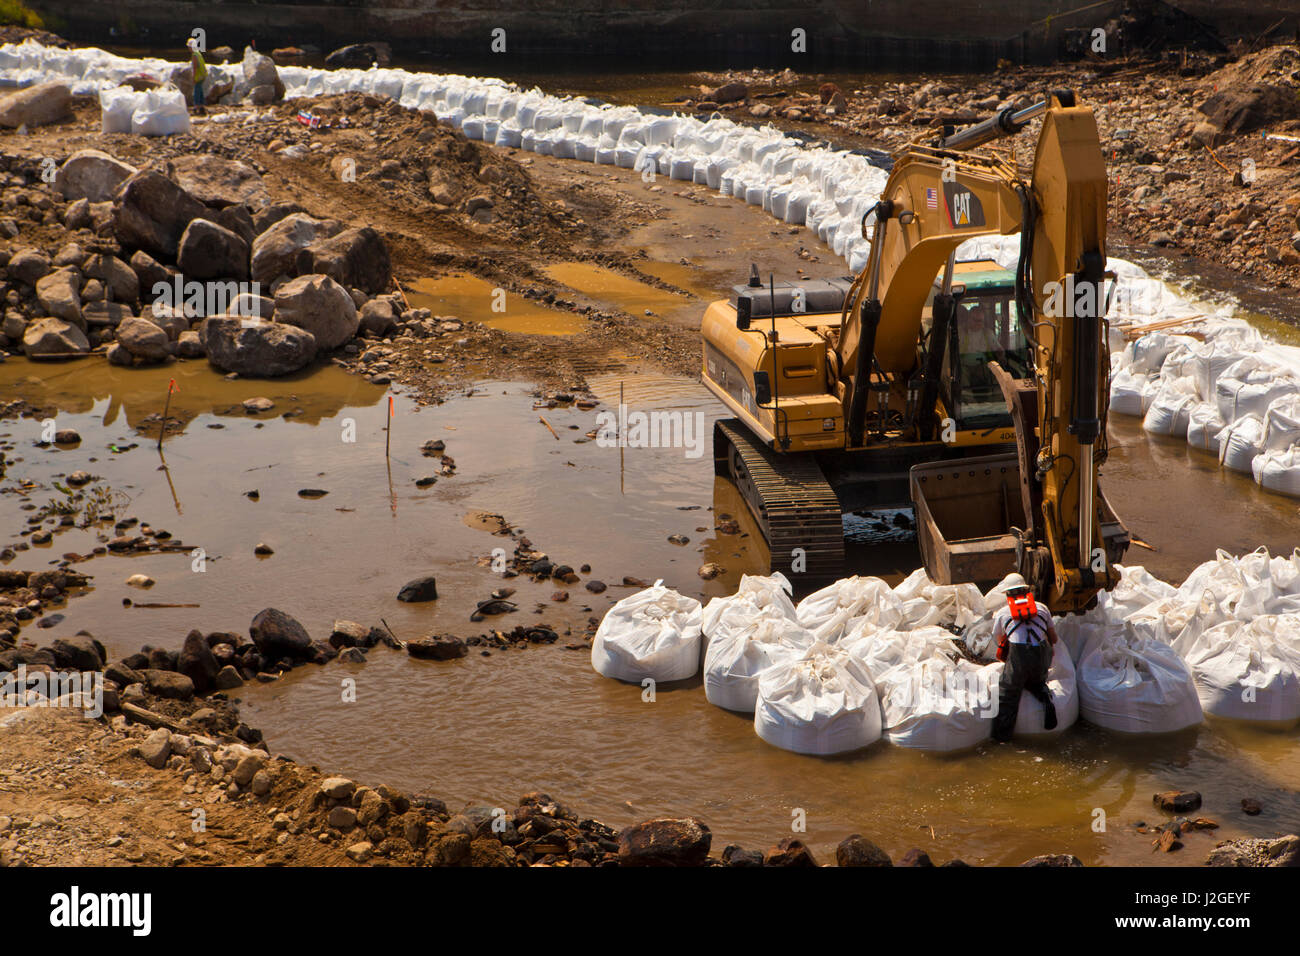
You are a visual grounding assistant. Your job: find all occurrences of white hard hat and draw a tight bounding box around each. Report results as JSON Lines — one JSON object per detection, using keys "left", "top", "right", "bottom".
{"left": 186, "top": 37, "right": 198, "bottom": 50}
{"left": 1003, "top": 572, "right": 1027, "bottom": 590}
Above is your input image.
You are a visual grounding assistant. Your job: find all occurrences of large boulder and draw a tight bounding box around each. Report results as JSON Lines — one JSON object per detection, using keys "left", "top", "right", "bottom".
{"left": 0, "top": 82, "right": 72, "bottom": 128}
{"left": 272, "top": 273, "right": 358, "bottom": 353}
{"left": 249, "top": 608, "right": 312, "bottom": 661}
{"left": 250, "top": 213, "right": 343, "bottom": 285}
{"left": 240, "top": 47, "right": 285, "bottom": 102}
{"left": 7, "top": 248, "right": 51, "bottom": 286}
{"left": 113, "top": 171, "right": 207, "bottom": 261}
{"left": 130, "top": 250, "right": 170, "bottom": 297}
{"left": 359, "top": 297, "right": 398, "bottom": 337}
{"left": 617, "top": 818, "right": 712, "bottom": 867}
{"left": 83, "top": 253, "right": 140, "bottom": 304}
{"left": 294, "top": 227, "right": 391, "bottom": 296}
{"left": 178, "top": 629, "right": 220, "bottom": 693}
{"left": 55, "top": 149, "right": 138, "bottom": 203}
{"left": 170, "top": 154, "right": 270, "bottom": 210}
{"left": 200, "top": 316, "right": 316, "bottom": 377}
{"left": 23, "top": 317, "right": 89, "bottom": 357}
{"left": 324, "top": 42, "right": 392, "bottom": 69}
{"left": 35, "top": 267, "right": 83, "bottom": 326}
{"left": 177, "top": 219, "right": 250, "bottom": 281}
{"left": 116, "top": 316, "right": 171, "bottom": 363}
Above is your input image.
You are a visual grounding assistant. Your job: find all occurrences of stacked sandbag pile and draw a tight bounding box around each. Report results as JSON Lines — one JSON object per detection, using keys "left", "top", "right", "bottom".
{"left": 700, "top": 573, "right": 811, "bottom": 712}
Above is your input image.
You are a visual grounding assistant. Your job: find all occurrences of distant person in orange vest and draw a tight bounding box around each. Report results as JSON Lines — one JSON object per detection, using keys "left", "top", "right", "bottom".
{"left": 991, "top": 574, "right": 1058, "bottom": 741}
{"left": 187, "top": 37, "right": 208, "bottom": 115}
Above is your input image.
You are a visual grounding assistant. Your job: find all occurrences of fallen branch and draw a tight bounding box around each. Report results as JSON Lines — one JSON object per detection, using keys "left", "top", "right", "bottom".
{"left": 120, "top": 701, "right": 187, "bottom": 733}
{"left": 539, "top": 416, "right": 560, "bottom": 440}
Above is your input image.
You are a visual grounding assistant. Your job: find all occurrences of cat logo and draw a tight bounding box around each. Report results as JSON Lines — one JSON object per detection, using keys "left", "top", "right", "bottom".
{"left": 942, "top": 181, "right": 986, "bottom": 228}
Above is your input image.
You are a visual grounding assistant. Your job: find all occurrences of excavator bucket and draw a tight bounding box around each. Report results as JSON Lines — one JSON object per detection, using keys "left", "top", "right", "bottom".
{"left": 909, "top": 453, "right": 1026, "bottom": 586}
{"left": 910, "top": 451, "right": 1129, "bottom": 590}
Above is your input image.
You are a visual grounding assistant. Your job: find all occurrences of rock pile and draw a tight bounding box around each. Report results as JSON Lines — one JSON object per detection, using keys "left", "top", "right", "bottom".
{"left": 0, "top": 147, "right": 397, "bottom": 375}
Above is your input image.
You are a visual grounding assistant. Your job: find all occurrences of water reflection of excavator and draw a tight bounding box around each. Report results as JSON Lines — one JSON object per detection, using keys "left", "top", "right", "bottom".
{"left": 702, "top": 91, "right": 1129, "bottom": 612}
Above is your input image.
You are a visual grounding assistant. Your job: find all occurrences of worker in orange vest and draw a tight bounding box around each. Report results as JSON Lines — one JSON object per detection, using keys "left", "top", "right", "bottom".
{"left": 991, "top": 574, "right": 1058, "bottom": 741}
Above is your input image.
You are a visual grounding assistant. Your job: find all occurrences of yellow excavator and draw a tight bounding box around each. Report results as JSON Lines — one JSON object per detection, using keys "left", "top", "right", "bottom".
{"left": 701, "top": 90, "right": 1129, "bottom": 612}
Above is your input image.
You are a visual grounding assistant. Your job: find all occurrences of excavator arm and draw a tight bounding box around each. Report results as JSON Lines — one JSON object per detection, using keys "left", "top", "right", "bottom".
{"left": 841, "top": 91, "right": 1125, "bottom": 611}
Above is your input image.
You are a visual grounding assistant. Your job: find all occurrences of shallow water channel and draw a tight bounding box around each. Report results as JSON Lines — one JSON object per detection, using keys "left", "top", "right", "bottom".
{"left": 2, "top": 348, "right": 1298, "bottom": 865}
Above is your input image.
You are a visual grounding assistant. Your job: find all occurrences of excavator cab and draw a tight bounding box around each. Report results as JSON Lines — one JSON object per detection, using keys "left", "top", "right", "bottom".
{"left": 924, "top": 260, "right": 1035, "bottom": 431}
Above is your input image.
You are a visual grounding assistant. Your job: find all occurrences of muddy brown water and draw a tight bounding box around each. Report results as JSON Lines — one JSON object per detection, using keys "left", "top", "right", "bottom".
{"left": 2, "top": 348, "right": 1298, "bottom": 865}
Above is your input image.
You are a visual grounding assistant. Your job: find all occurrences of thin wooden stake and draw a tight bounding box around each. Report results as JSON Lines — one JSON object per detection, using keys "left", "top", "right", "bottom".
{"left": 157, "top": 378, "right": 177, "bottom": 450}
{"left": 539, "top": 416, "right": 559, "bottom": 440}
{"left": 386, "top": 395, "right": 394, "bottom": 458}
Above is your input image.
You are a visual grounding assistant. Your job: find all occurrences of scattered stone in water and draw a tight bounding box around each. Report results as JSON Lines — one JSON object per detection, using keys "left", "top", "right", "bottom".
{"left": 125, "top": 573, "right": 155, "bottom": 589}
{"left": 1154, "top": 790, "right": 1202, "bottom": 814}
{"left": 30, "top": 530, "right": 52, "bottom": 544}
{"left": 254, "top": 542, "right": 274, "bottom": 556}
{"left": 414, "top": 475, "right": 437, "bottom": 487}
{"left": 397, "top": 576, "right": 438, "bottom": 602}
{"left": 1242, "top": 798, "right": 1263, "bottom": 816}
{"left": 697, "top": 563, "right": 724, "bottom": 580}
{"left": 406, "top": 635, "right": 468, "bottom": 661}
{"left": 667, "top": 534, "right": 689, "bottom": 546}
{"left": 421, "top": 439, "right": 445, "bottom": 456}
{"left": 622, "top": 576, "right": 650, "bottom": 587}
{"left": 551, "top": 591, "right": 569, "bottom": 602}
{"left": 245, "top": 490, "right": 259, "bottom": 499}
{"left": 298, "top": 488, "right": 329, "bottom": 498}
{"left": 66, "top": 471, "right": 93, "bottom": 487}
{"left": 585, "top": 580, "right": 607, "bottom": 594}
{"left": 53, "top": 429, "right": 80, "bottom": 445}
{"left": 243, "top": 397, "right": 275, "bottom": 413}
{"left": 36, "top": 614, "right": 64, "bottom": 629}
{"left": 473, "top": 598, "right": 516, "bottom": 617}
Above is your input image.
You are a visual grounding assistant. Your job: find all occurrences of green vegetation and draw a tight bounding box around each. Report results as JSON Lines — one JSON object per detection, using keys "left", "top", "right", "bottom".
{"left": 0, "top": 0, "right": 45, "bottom": 29}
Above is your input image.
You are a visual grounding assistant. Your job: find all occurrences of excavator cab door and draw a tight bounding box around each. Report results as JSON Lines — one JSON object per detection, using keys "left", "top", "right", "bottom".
{"left": 944, "top": 289, "right": 1033, "bottom": 429}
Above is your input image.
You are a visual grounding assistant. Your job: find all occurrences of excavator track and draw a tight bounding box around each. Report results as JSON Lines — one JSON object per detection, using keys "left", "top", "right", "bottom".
{"left": 714, "top": 420, "right": 846, "bottom": 582}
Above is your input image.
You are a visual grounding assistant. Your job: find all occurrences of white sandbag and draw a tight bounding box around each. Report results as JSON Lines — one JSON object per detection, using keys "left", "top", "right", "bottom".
{"left": 130, "top": 86, "right": 190, "bottom": 136}
{"left": 795, "top": 575, "right": 901, "bottom": 644}
{"left": 1263, "top": 395, "right": 1300, "bottom": 453}
{"left": 892, "top": 568, "right": 984, "bottom": 631}
{"left": 1187, "top": 342, "right": 1253, "bottom": 402}
{"left": 1012, "top": 643, "right": 1079, "bottom": 736}
{"left": 1181, "top": 616, "right": 1300, "bottom": 724}
{"left": 591, "top": 580, "right": 702, "bottom": 683}
{"left": 1077, "top": 625, "right": 1203, "bottom": 733}
{"left": 1109, "top": 367, "right": 1148, "bottom": 417}
{"left": 1253, "top": 446, "right": 1300, "bottom": 497}
{"left": 1215, "top": 357, "right": 1300, "bottom": 423}
{"left": 859, "top": 627, "right": 997, "bottom": 751}
{"left": 1186, "top": 402, "right": 1226, "bottom": 452}
{"left": 701, "top": 572, "right": 798, "bottom": 638}
{"left": 1217, "top": 414, "right": 1265, "bottom": 473}
{"left": 754, "top": 642, "right": 883, "bottom": 755}
{"left": 1142, "top": 377, "right": 1197, "bottom": 437}
{"left": 704, "top": 613, "right": 814, "bottom": 712}
{"left": 100, "top": 85, "right": 142, "bottom": 134}
{"left": 1125, "top": 332, "right": 1194, "bottom": 375}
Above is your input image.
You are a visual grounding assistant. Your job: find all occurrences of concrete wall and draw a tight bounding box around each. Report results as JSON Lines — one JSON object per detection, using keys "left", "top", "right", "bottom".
{"left": 25, "top": 1, "right": 1297, "bottom": 70}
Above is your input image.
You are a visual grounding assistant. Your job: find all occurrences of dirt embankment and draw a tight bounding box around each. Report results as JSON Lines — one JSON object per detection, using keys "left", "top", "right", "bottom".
{"left": 682, "top": 45, "right": 1300, "bottom": 297}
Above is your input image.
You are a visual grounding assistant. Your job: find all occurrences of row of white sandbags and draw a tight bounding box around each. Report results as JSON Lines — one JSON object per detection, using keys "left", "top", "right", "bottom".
{"left": 1059, "top": 551, "right": 1300, "bottom": 725}
{"left": 592, "top": 570, "right": 1077, "bottom": 756}
{"left": 1110, "top": 323, "right": 1300, "bottom": 497}
{"left": 0, "top": 40, "right": 883, "bottom": 271}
